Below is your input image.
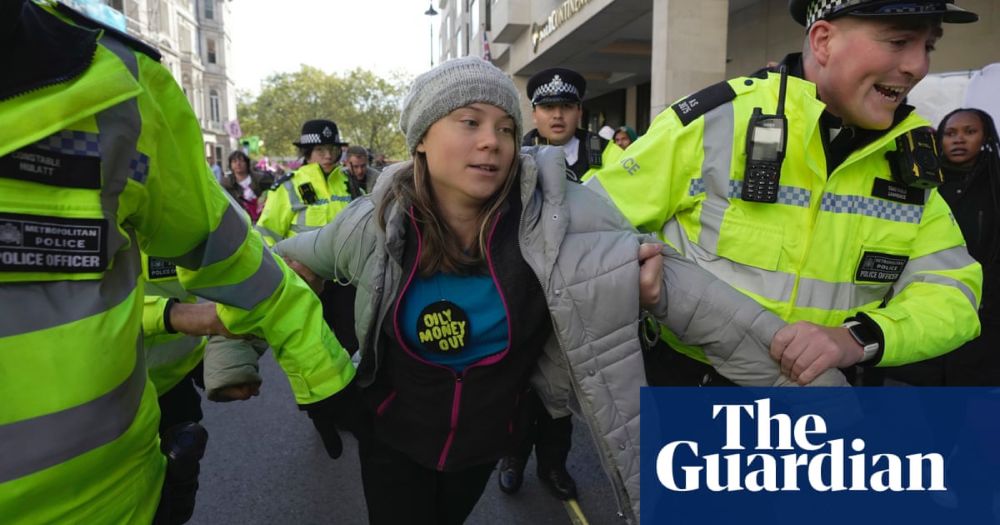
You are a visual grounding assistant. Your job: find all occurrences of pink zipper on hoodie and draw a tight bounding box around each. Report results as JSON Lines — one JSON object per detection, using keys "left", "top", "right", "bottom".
{"left": 390, "top": 207, "right": 514, "bottom": 471}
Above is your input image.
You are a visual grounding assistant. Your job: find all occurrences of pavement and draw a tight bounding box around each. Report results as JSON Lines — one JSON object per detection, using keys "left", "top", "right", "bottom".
{"left": 190, "top": 352, "right": 626, "bottom": 524}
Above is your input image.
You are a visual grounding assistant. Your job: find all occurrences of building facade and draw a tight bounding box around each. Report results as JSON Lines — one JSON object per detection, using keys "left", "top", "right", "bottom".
{"left": 109, "top": 0, "right": 237, "bottom": 167}
{"left": 438, "top": 0, "right": 1000, "bottom": 134}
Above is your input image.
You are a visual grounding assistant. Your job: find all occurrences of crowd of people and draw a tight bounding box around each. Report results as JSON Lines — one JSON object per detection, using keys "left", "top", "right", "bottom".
{"left": 1, "top": 0, "right": 997, "bottom": 524}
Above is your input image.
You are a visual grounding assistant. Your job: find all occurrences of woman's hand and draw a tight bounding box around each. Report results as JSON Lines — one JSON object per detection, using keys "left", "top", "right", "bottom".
{"left": 638, "top": 243, "right": 664, "bottom": 308}
{"left": 285, "top": 257, "right": 324, "bottom": 294}
{"left": 210, "top": 382, "right": 262, "bottom": 402}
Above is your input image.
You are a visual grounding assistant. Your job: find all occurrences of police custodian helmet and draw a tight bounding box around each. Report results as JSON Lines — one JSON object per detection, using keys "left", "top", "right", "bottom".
{"left": 789, "top": 0, "right": 978, "bottom": 27}
{"left": 526, "top": 68, "right": 587, "bottom": 106}
{"left": 292, "top": 119, "right": 349, "bottom": 148}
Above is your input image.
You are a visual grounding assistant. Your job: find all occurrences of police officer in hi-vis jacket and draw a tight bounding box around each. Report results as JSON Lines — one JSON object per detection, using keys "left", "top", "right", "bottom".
{"left": 590, "top": 0, "right": 983, "bottom": 387}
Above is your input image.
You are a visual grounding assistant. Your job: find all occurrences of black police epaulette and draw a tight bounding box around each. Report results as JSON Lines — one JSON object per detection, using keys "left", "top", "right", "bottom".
{"left": 55, "top": 2, "right": 162, "bottom": 61}
{"left": 270, "top": 173, "right": 293, "bottom": 191}
{"left": 671, "top": 81, "right": 737, "bottom": 127}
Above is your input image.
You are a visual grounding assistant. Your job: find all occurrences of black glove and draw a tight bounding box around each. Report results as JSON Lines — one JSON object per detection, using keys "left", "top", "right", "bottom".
{"left": 306, "top": 403, "right": 343, "bottom": 459}
{"left": 299, "top": 380, "right": 365, "bottom": 459}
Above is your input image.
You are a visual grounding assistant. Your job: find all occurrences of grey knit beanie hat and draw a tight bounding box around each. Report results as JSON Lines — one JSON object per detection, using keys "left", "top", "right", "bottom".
{"left": 400, "top": 56, "right": 523, "bottom": 154}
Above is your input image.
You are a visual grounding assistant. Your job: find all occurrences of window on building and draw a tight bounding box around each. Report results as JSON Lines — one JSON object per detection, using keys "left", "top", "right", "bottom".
{"left": 209, "top": 90, "right": 220, "bottom": 123}
{"left": 110, "top": 0, "right": 123, "bottom": 12}
{"left": 158, "top": 0, "right": 170, "bottom": 34}
{"left": 204, "top": 0, "right": 214, "bottom": 19}
{"left": 179, "top": 26, "right": 191, "bottom": 53}
{"left": 207, "top": 38, "right": 217, "bottom": 64}
{"left": 470, "top": 0, "right": 479, "bottom": 33}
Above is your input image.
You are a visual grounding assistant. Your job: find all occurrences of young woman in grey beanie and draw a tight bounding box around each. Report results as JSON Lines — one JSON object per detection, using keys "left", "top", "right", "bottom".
{"left": 273, "top": 56, "right": 839, "bottom": 524}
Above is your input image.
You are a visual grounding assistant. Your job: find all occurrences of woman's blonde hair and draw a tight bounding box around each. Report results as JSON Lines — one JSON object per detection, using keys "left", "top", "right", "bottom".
{"left": 377, "top": 150, "right": 520, "bottom": 276}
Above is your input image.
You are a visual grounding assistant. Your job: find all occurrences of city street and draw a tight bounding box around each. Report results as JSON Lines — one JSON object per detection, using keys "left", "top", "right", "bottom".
{"left": 191, "top": 352, "right": 624, "bottom": 525}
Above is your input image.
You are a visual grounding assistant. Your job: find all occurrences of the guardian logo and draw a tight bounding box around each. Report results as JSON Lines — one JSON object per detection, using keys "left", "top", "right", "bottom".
{"left": 656, "top": 398, "right": 945, "bottom": 493}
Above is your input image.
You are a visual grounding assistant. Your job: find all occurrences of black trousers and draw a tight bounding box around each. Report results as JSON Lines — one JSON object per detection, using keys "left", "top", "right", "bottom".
{"left": 157, "top": 369, "right": 204, "bottom": 433}
{"left": 510, "top": 389, "right": 573, "bottom": 473}
{"left": 359, "top": 438, "right": 496, "bottom": 525}
{"left": 320, "top": 283, "right": 359, "bottom": 354}
{"left": 642, "top": 337, "right": 738, "bottom": 386}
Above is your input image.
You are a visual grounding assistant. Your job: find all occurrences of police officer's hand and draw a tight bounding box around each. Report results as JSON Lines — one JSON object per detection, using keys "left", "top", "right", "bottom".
{"left": 769, "top": 322, "right": 864, "bottom": 385}
{"left": 169, "top": 302, "right": 237, "bottom": 338}
{"left": 284, "top": 257, "right": 324, "bottom": 294}
{"left": 638, "top": 243, "right": 664, "bottom": 308}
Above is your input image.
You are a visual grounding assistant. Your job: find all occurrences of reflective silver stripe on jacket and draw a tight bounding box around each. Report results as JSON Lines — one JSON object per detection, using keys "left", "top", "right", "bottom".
{"left": 695, "top": 102, "right": 736, "bottom": 253}
{"left": 184, "top": 243, "right": 284, "bottom": 310}
{"left": 892, "top": 246, "right": 979, "bottom": 309}
{"left": 165, "top": 204, "right": 249, "bottom": 270}
{"left": 0, "top": 334, "right": 147, "bottom": 484}
{"left": 289, "top": 223, "right": 321, "bottom": 235}
{"left": 255, "top": 224, "right": 284, "bottom": 244}
{"left": 0, "top": 246, "right": 140, "bottom": 338}
{"left": 795, "top": 277, "right": 890, "bottom": 311}
{"left": 147, "top": 334, "right": 203, "bottom": 371}
{"left": 283, "top": 180, "right": 309, "bottom": 230}
{"left": 97, "top": 36, "right": 142, "bottom": 267}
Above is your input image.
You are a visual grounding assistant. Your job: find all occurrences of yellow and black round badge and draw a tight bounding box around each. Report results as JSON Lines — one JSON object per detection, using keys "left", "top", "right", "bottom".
{"left": 416, "top": 300, "right": 470, "bottom": 354}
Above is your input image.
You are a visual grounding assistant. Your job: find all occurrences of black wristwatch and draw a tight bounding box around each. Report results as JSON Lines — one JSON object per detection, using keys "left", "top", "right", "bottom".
{"left": 843, "top": 320, "right": 880, "bottom": 362}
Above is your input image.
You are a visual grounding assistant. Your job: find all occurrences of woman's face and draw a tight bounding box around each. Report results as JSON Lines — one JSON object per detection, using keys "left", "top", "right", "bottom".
{"left": 614, "top": 130, "right": 632, "bottom": 149}
{"left": 230, "top": 155, "right": 248, "bottom": 175}
{"left": 941, "top": 111, "right": 985, "bottom": 167}
{"left": 309, "top": 144, "right": 338, "bottom": 172}
{"left": 417, "top": 103, "right": 517, "bottom": 209}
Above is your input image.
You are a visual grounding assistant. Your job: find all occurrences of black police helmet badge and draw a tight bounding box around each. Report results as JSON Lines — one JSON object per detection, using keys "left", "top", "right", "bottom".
{"left": 789, "top": 0, "right": 977, "bottom": 27}
{"left": 527, "top": 68, "right": 586, "bottom": 106}
{"left": 293, "top": 119, "right": 349, "bottom": 147}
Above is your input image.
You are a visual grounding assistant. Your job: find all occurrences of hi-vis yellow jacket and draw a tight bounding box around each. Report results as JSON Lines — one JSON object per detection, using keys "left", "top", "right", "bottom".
{"left": 256, "top": 162, "right": 353, "bottom": 246}
{"left": 141, "top": 254, "right": 206, "bottom": 395}
{"left": 0, "top": 3, "right": 353, "bottom": 523}
{"left": 589, "top": 71, "right": 982, "bottom": 367}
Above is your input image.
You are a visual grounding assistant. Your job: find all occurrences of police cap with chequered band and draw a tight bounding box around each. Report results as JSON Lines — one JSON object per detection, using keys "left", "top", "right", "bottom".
{"left": 789, "top": 0, "right": 978, "bottom": 27}
{"left": 527, "top": 68, "right": 586, "bottom": 106}
{"left": 292, "top": 119, "right": 349, "bottom": 147}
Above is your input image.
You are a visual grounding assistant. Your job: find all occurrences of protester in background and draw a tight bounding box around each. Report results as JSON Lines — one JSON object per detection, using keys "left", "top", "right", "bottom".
{"left": 614, "top": 125, "right": 638, "bottom": 149}
{"left": 343, "top": 145, "right": 380, "bottom": 199}
{"left": 886, "top": 108, "right": 1000, "bottom": 385}
{"left": 221, "top": 150, "right": 273, "bottom": 223}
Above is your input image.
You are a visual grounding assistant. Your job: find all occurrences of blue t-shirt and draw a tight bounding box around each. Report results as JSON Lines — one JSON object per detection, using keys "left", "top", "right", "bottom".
{"left": 398, "top": 272, "right": 509, "bottom": 372}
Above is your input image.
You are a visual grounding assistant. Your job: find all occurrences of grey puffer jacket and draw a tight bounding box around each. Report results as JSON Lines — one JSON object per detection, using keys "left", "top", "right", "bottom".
{"left": 275, "top": 147, "right": 847, "bottom": 523}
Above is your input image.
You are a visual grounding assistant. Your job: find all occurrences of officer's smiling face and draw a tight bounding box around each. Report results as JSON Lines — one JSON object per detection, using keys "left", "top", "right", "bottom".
{"left": 532, "top": 102, "right": 582, "bottom": 145}
{"left": 810, "top": 16, "right": 940, "bottom": 130}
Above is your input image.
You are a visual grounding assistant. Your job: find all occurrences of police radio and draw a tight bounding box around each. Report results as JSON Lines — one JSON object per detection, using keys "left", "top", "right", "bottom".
{"left": 588, "top": 134, "right": 603, "bottom": 168}
{"left": 886, "top": 128, "right": 944, "bottom": 189}
{"left": 298, "top": 182, "right": 318, "bottom": 205}
{"left": 741, "top": 66, "right": 789, "bottom": 204}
